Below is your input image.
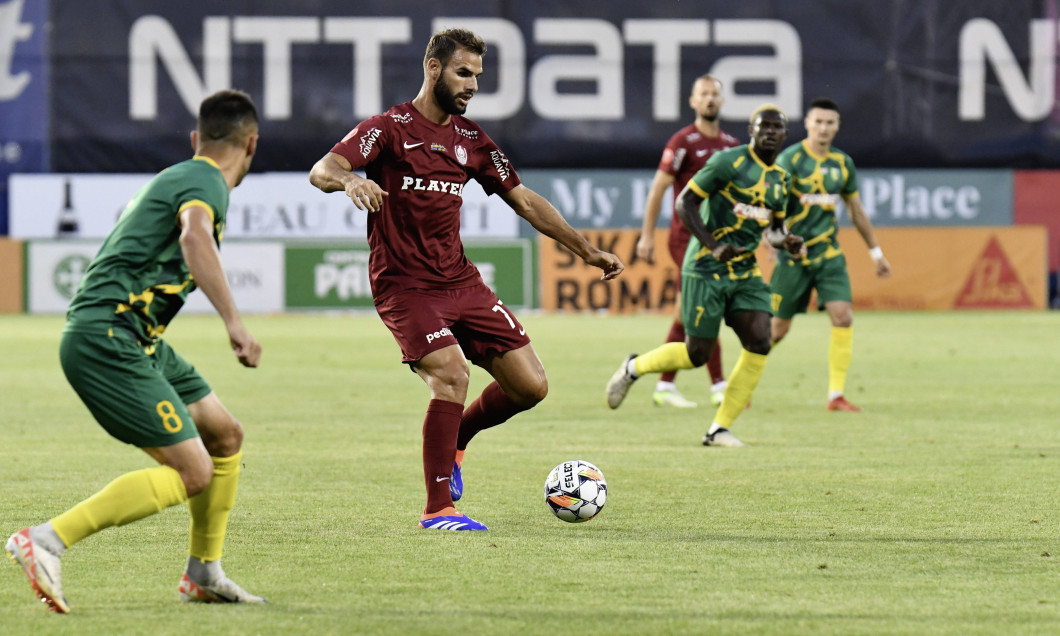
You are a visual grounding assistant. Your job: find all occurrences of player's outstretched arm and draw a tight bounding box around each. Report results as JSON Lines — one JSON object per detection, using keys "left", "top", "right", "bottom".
{"left": 309, "top": 152, "right": 388, "bottom": 212}
{"left": 637, "top": 170, "right": 676, "bottom": 264}
{"left": 179, "top": 205, "right": 261, "bottom": 368}
{"left": 844, "top": 192, "right": 891, "bottom": 278}
{"left": 501, "top": 184, "right": 623, "bottom": 280}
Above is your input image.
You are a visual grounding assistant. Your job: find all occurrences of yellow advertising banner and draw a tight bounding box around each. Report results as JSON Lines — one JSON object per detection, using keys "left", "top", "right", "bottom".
{"left": 539, "top": 229, "right": 678, "bottom": 313}
{"left": 830, "top": 226, "right": 1047, "bottom": 310}
{"left": 539, "top": 227, "right": 1047, "bottom": 312}
{"left": 0, "top": 238, "right": 24, "bottom": 313}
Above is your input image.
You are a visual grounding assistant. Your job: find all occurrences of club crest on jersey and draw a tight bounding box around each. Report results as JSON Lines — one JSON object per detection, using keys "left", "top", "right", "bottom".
{"left": 491, "top": 150, "right": 511, "bottom": 181}
{"left": 455, "top": 145, "right": 468, "bottom": 165}
{"left": 389, "top": 112, "right": 413, "bottom": 124}
{"left": 733, "top": 201, "right": 771, "bottom": 222}
{"left": 359, "top": 127, "right": 381, "bottom": 158}
{"left": 431, "top": 142, "right": 447, "bottom": 153}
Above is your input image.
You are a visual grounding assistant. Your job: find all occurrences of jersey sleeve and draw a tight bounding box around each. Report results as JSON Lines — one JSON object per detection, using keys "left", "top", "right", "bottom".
{"left": 172, "top": 167, "right": 226, "bottom": 232}
{"left": 472, "top": 131, "right": 521, "bottom": 196}
{"left": 841, "top": 153, "right": 859, "bottom": 196}
{"left": 686, "top": 150, "right": 732, "bottom": 198}
{"left": 329, "top": 114, "right": 390, "bottom": 169}
{"left": 656, "top": 131, "right": 686, "bottom": 176}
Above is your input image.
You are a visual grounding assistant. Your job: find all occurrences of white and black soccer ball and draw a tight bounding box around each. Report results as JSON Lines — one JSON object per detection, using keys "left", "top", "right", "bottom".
{"left": 544, "top": 460, "right": 607, "bottom": 523}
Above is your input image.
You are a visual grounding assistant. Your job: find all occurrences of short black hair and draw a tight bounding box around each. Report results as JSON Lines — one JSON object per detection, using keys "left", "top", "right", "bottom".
{"left": 198, "top": 90, "right": 258, "bottom": 146}
{"left": 424, "top": 28, "right": 486, "bottom": 68}
{"left": 808, "top": 97, "right": 840, "bottom": 114}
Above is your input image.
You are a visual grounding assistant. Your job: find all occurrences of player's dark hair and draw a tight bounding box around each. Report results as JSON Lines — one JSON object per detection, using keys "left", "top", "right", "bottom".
{"left": 198, "top": 90, "right": 258, "bottom": 146}
{"left": 809, "top": 97, "right": 840, "bottom": 114}
{"left": 424, "top": 28, "right": 486, "bottom": 68}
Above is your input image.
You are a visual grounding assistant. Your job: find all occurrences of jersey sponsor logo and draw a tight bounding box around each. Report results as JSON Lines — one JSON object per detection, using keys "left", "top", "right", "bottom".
{"left": 389, "top": 112, "right": 413, "bottom": 124}
{"left": 686, "top": 132, "right": 702, "bottom": 143}
{"left": 425, "top": 326, "right": 454, "bottom": 344}
{"left": 799, "top": 192, "right": 840, "bottom": 208}
{"left": 671, "top": 147, "right": 685, "bottom": 171}
{"left": 430, "top": 142, "right": 447, "bottom": 152}
{"left": 696, "top": 148, "right": 711, "bottom": 157}
{"left": 454, "top": 125, "right": 479, "bottom": 139}
{"left": 455, "top": 144, "right": 468, "bottom": 165}
{"left": 400, "top": 175, "right": 465, "bottom": 196}
{"left": 490, "top": 150, "right": 511, "bottom": 181}
{"left": 359, "top": 127, "right": 381, "bottom": 158}
{"left": 403, "top": 140, "right": 423, "bottom": 149}
{"left": 733, "top": 201, "right": 772, "bottom": 221}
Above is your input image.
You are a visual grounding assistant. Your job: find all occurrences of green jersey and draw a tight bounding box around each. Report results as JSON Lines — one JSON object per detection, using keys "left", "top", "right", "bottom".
{"left": 682, "top": 144, "right": 792, "bottom": 279}
{"left": 66, "top": 156, "right": 229, "bottom": 342}
{"left": 775, "top": 140, "right": 858, "bottom": 265}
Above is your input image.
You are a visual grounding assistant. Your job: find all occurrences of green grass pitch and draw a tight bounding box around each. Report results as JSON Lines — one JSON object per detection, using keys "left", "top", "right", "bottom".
{"left": 1, "top": 310, "right": 1058, "bottom": 635}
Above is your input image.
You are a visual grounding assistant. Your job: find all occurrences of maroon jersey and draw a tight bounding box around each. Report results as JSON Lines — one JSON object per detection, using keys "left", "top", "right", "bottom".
{"left": 330, "top": 102, "right": 521, "bottom": 301}
{"left": 657, "top": 124, "right": 740, "bottom": 257}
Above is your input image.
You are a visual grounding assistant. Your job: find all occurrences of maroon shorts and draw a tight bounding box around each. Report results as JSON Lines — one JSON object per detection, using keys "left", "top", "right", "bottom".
{"left": 375, "top": 282, "right": 532, "bottom": 364}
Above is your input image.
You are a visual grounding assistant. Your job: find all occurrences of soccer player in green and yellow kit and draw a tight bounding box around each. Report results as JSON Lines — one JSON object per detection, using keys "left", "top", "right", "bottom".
{"left": 607, "top": 105, "right": 804, "bottom": 448}
{"left": 771, "top": 98, "right": 892, "bottom": 412}
{"left": 5, "top": 90, "right": 266, "bottom": 613}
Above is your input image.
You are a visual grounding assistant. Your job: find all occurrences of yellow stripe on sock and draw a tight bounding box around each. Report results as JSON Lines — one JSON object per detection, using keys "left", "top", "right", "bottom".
{"left": 829, "top": 326, "right": 854, "bottom": 394}
{"left": 634, "top": 342, "right": 695, "bottom": 376}
{"left": 189, "top": 451, "right": 242, "bottom": 562}
{"left": 712, "top": 350, "right": 768, "bottom": 427}
{"left": 51, "top": 465, "right": 188, "bottom": 548}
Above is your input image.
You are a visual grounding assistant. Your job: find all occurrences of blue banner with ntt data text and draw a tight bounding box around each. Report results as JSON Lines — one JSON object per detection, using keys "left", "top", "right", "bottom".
{"left": 34, "top": 0, "right": 1059, "bottom": 178}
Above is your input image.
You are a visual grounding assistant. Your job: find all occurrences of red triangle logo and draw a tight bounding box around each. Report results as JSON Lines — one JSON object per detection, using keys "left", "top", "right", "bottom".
{"left": 954, "top": 236, "right": 1033, "bottom": 308}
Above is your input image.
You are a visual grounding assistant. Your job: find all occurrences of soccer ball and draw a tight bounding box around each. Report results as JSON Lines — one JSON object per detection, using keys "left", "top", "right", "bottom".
{"left": 544, "top": 460, "right": 607, "bottom": 523}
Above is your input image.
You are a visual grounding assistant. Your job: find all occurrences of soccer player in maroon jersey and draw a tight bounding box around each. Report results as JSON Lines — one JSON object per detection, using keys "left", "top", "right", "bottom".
{"left": 309, "top": 28, "right": 624, "bottom": 531}
{"left": 637, "top": 75, "right": 740, "bottom": 409}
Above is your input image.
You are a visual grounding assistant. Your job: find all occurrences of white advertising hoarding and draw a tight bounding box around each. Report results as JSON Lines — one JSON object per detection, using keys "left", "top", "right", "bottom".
{"left": 9, "top": 173, "right": 518, "bottom": 239}
{"left": 27, "top": 240, "right": 285, "bottom": 315}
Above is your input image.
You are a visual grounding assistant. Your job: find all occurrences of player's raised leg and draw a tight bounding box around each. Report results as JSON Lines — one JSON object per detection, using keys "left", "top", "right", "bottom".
{"left": 653, "top": 320, "right": 697, "bottom": 408}
{"left": 456, "top": 345, "right": 545, "bottom": 501}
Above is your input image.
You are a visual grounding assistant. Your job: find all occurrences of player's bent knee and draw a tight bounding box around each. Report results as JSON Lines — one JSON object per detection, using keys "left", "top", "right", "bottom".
{"left": 179, "top": 462, "right": 214, "bottom": 497}
{"left": 746, "top": 340, "right": 771, "bottom": 356}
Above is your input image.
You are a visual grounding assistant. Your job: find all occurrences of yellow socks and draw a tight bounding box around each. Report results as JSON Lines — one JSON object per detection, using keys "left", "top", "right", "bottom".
{"left": 634, "top": 342, "right": 695, "bottom": 376}
{"left": 713, "top": 350, "right": 768, "bottom": 427}
{"left": 188, "top": 451, "right": 242, "bottom": 562}
{"left": 51, "top": 465, "right": 188, "bottom": 548}
{"left": 829, "top": 326, "right": 854, "bottom": 396}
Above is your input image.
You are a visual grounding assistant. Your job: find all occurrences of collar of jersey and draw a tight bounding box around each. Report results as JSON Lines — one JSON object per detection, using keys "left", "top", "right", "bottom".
{"left": 192, "top": 155, "right": 222, "bottom": 171}
{"left": 800, "top": 139, "right": 832, "bottom": 162}
{"left": 747, "top": 145, "right": 780, "bottom": 171}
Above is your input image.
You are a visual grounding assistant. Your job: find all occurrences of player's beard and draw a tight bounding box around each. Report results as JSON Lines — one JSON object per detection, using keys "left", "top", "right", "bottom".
{"left": 434, "top": 78, "right": 469, "bottom": 116}
{"left": 699, "top": 106, "right": 720, "bottom": 122}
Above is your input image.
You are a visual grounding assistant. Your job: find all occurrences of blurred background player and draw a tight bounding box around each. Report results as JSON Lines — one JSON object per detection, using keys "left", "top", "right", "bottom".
{"left": 637, "top": 75, "right": 740, "bottom": 408}
{"left": 771, "top": 98, "right": 892, "bottom": 412}
{"left": 309, "top": 28, "right": 623, "bottom": 531}
{"left": 6, "top": 90, "right": 266, "bottom": 613}
{"left": 607, "top": 105, "right": 803, "bottom": 447}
